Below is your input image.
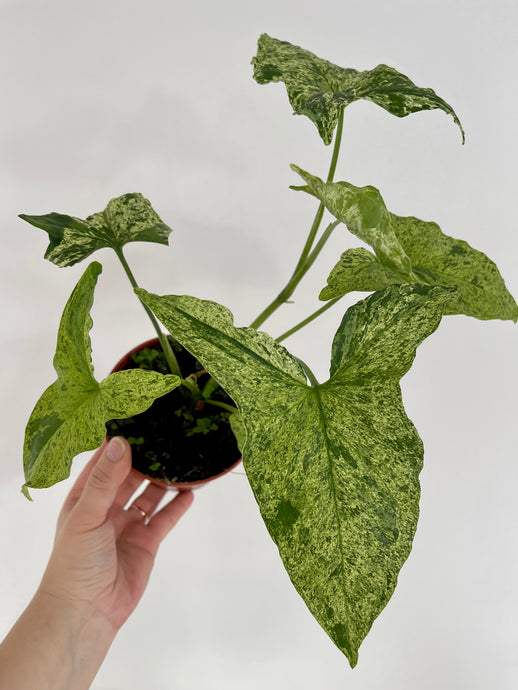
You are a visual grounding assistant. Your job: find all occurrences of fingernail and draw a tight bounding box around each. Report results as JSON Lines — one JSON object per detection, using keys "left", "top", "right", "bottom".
{"left": 105, "top": 437, "right": 125, "bottom": 462}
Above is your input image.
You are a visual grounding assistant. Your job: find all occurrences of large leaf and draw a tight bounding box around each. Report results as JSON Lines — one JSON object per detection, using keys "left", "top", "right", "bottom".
{"left": 292, "top": 166, "right": 518, "bottom": 322}
{"left": 22, "top": 262, "right": 180, "bottom": 498}
{"left": 19, "top": 193, "right": 172, "bottom": 267}
{"left": 137, "top": 284, "right": 454, "bottom": 666}
{"left": 252, "top": 34, "right": 464, "bottom": 145}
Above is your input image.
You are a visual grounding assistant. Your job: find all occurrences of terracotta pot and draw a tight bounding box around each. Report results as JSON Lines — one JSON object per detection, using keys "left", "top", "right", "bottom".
{"left": 109, "top": 337, "right": 242, "bottom": 491}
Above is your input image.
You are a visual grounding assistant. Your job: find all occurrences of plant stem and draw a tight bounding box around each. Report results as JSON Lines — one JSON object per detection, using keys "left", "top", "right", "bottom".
{"left": 204, "top": 399, "right": 238, "bottom": 414}
{"left": 297, "top": 358, "right": 320, "bottom": 387}
{"left": 114, "top": 248, "right": 186, "bottom": 381}
{"left": 326, "top": 104, "right": 345, "bottom": 184}
{"left": 249, "top": 105, "right": 345, "bottom": 330}
{"left": 295, "top": 220, "right": 340, "bottom": 279}
{"left": 276, "top": 297, "right": 343, "bottom": 343}
{"left": 291, "top": 201, "right": 326, "bottom": 279}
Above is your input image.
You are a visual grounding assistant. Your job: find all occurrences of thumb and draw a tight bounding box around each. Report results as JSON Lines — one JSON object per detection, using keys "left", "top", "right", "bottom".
{"left": 72, "top": 437, "right": 132, "bottom": 529}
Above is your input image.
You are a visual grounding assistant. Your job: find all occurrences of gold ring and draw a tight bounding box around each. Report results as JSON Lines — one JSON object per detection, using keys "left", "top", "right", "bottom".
{"left": 130, "top": 504, "right": 148, "bottom": 520}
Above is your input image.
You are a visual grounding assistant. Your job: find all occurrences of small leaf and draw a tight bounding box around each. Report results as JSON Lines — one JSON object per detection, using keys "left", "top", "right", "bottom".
{"left": 320, "top": 248, "right": 402, "bottom": 300}
{"left": 22, "top": 263, "right": 180, "bottom": 497}
{"left": 137, "top": 284, "right": 451, "bottom": 666}
{"left": 20, "top": 193, "right": 172, "bottom": 267}
{"left": 291, "top": 165, "right": 415, "bottom": 277}
{"left": 294, "top": 167, "right": 518, "bottom": 321}
{"left": 252, "top": 34, "right": 464, "bottom": 145}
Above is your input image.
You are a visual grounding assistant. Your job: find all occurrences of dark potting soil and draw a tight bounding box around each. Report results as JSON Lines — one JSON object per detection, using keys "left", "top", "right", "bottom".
{"left": 106, "top": 338, "right": 241, "bottom": 484}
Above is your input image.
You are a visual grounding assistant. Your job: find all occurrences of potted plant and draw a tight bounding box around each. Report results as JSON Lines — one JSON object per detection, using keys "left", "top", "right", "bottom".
{"left": 107, "top": 335, "right": 243, "bottom": 489}
{"left": 19, "top": 34, "right": 517, "bottom": 667}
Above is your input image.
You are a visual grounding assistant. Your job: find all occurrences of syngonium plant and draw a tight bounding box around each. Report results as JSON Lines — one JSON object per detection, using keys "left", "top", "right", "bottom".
{"left": 19, "top": 34, "right": 517, "bottom": 667}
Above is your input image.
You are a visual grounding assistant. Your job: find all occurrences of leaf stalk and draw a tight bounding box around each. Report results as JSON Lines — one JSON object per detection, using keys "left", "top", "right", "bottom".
{"left": 276, "top": 297, "right": 343, "bottom": 343}
{"left": 114, "top": 248, "right": 192, "bottom": 386}
{"left": 250, "top": 106, "right": 345, "bottom": 330}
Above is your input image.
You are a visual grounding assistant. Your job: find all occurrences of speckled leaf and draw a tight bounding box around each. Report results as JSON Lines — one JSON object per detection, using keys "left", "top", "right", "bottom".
{"left": 229, "top": 410, "right": 247, "bottom": 454}
{"left": 293, "top": 167, "right": 518, "bottom": 321}
{"left": 19, "top": 193, "right": 171, "bottom": 267}
{"left": 320, "top": 247, "right": 402, "bottom": 299}
{"left": 137, "top": 284, "right": 452, "bottom": 666}
{"left": 291, "top": 165, "right": 415, "bottom": 277}
{"left": 22, "top": 263, "right": 179, "bottom": 498}
{"left": 252, "top": 34, "right": 464, "bottom": 145}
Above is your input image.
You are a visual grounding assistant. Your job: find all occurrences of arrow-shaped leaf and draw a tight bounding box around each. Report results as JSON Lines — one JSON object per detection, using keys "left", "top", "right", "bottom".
{"left": 252, "top": 34, "right": 464, "bottom": 145}
{"left": 19, "top": 193, "right": 172, "bottom": 267}
{"left": 137, "top": 283, "right": 453, "bottom": 666}
{"left": 292, "top": 166, "right": 518, "bottom": 322}
{"left": 292, "top": 164, "right": 415, "bottom": 277}
{"left": 22, "top": 262, "right": 180, "bottom": 498}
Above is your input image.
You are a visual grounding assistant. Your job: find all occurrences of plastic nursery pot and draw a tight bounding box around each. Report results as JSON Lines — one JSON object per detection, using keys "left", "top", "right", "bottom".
{"left": 106, "top": 337, "right": 242, "bottom": 491}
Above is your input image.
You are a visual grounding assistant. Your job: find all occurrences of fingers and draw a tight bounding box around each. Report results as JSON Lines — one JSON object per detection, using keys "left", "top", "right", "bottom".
{"left": 117, "top": 467, "right": 156, "bottom": 510}
{"left": 72, "top": 437, "right": 132, "bottom": 530}
{"left": 60, "top": 442, "right": 108, "bottom": 514}
{"left": 126, "top": 481, "right": 168, "bottom": 522}
{"left": 59, "top": 444, "right": 145, "bottom": 529}
{"left": 145, "top": 490, "right": 194, "bottom": 545}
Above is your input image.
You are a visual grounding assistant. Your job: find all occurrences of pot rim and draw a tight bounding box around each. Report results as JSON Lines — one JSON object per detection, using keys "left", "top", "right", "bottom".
{"left": 109, "top": 336, "right": 242, "bottom": 491}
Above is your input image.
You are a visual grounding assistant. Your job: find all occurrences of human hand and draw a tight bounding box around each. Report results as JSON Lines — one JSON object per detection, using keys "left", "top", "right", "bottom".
{"left": 0, "top": 438, "right": 193, "bottom": 690}
{"left": 38, "top": 436, "right": 194, "bottom": 631}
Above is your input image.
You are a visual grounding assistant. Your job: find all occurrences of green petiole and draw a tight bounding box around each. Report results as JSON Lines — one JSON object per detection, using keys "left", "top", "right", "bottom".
{"left": 276, "top": 297, "right": 343, "bottom": 343}
{"left": 250, "top": 106, "right": 345, "bottom": 330}
{"left": 114, "top": 248, "right": 186, "bottom": 383}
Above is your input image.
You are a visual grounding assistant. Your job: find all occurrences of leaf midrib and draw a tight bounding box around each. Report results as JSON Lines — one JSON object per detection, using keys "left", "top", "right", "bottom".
{"left": 163, "top": 302, "right": 308, "bottom": 389}
{"left": 310, "top": 384, "right": 352, "bottom": 641}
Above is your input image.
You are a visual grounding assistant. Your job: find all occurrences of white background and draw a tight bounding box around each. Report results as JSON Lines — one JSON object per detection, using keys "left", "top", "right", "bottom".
{"left": 0, "top": 1, "right": 517, "bottom": 688}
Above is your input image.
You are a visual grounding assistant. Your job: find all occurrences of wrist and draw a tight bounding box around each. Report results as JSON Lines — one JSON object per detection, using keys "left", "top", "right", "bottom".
{"left": 0, "top": 589, "right": 117, "bottom": 690}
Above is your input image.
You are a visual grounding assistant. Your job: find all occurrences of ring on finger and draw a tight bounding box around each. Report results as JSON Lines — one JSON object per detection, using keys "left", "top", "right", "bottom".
{"left": 130, "top": 503, "right": 148, "bottom": 521}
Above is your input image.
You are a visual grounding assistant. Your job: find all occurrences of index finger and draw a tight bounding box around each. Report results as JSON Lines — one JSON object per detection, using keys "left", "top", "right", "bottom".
{"left": 60, "top": 441, "right": 108, "bottom": 516}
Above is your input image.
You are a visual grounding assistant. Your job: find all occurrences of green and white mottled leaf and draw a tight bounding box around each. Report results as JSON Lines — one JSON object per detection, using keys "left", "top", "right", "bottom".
{"left": 19, "top": 193, "right": 172, "bottom": 267}
{"left": 137, "top": 284, "right": 452, "bottom": 666}
{"left": 229, "top": 410, "right": 247, "bottom": 454}
{"left": 292, "top": 164, "right": 415, "bottom": 277}
{"left": 319, "top": 248, "right": 402, "bottom": 298}
{"left": 252, "top": 34, "right": 464, "bottom": 145}
{"left": 292, "top": 166, "right": 518, "bottom": 321}
{"left": 22, "top": 262, "right": 180, "bottom": 498}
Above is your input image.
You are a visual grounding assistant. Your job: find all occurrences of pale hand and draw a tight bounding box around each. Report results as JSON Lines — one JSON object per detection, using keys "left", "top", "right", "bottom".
{"left": 39, "top": 436, "right": 194, "bottom": 630}
{"left": 0, "top": 437, "right": 193, "bottom": 690}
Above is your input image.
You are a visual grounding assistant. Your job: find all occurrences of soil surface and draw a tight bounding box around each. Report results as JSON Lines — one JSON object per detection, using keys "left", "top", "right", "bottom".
{"left": 106, "top": 338, "right": 241, "bottom": 483}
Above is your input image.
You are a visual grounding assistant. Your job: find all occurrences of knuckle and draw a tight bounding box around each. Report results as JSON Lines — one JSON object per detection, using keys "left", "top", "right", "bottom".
{"left": 88, "top": 462, "right": 113, "bottom": 491}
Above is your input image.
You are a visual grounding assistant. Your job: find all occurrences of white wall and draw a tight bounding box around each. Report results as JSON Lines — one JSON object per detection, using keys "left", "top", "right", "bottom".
{"left": 0, "top": 1, "right": 516, "bottom": 688}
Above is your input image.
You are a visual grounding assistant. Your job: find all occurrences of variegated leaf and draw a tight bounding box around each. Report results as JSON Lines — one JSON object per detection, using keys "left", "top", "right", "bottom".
{"left": 20, "top": 193, "right": 171, "bottom": 267}
{"left": 252, "top": 34, "right": 464, "bottom": 145}
{"left": 22, "top": 262, "right": 180, "bottom": 498}
{"left": 291, "top": 164, "right": 415, "bottom": 277}
{"left": 137, "top": 284, "right": 453, "bottom": 666}
{"left": 228, "top": 410, "right": 247, "bottom": 454}
{"left": 319, "top": 247, "right": 401, "bottom": 299}
{"left": 292, "top": 166, "right": 518, "bottom": 321}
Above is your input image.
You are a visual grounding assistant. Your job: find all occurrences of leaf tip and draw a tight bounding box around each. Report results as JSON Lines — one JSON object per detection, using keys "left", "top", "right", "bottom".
{"left": 348, "top": 654, "right": 359, "bottom": 669}
{"left": 21, "top": 484, "right": 33, "bottom": 501}
{"left": 89, "top": 260, "right": 103, "bottom": 276}
{"left": 458, "top": 122, "right": 466, "bottom": 145}
{"left": 289, "top": 184, "right": 314, "bottom": 196}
